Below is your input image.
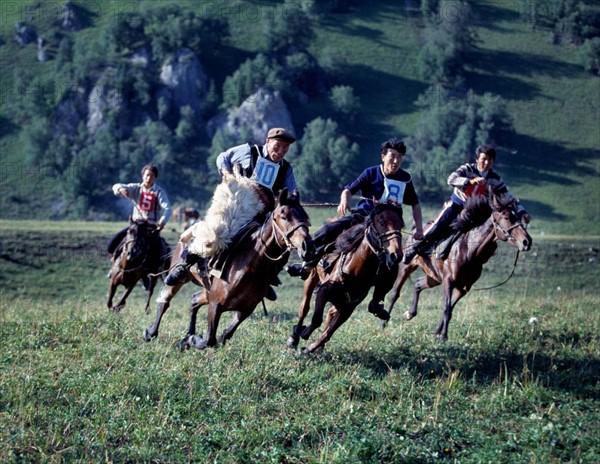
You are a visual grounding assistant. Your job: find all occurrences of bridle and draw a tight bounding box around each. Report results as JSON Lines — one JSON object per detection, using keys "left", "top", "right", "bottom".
{"left": 260, "top": 209, "right": 311, "bottom": 261}
{"left": 364, "top": 208, "right": 403, "bottom": 261}
{"left": 491, "top": 207, "right": 524, "bottom": 245}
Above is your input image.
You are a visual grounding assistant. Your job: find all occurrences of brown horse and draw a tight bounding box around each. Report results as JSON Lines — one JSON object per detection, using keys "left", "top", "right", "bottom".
{"left": 107, "top": 220, "right": 169, "bottom": 313}
{"left": 143, "top": 189, "right": 314, "bottom": 348}
{"left": 385, "top": 193, "right": 532, "bottom": 341}
{"left": 286, "top": 202, "right": 405, "bottom": 354}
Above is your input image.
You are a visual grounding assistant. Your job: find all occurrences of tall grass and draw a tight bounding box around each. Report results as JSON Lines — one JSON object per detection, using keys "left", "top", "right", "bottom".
{"left": 0, "top": 220, "right": 598, "bottom": 462}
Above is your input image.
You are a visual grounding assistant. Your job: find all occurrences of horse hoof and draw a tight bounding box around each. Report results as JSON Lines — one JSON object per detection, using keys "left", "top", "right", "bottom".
{"left": 403, "top": 311, "right": 415, "bottom": 321}
{"left": 143, "top": 329, "right": 156, "bottom": 342}
{"left": 286, "top": 336, "right": 299, "bottom": 350}
{"left": 379, "top": 320, "right": 388, "bottom": 330}
{"left": 178, "top": 338, "right": 190, "bottom": 351}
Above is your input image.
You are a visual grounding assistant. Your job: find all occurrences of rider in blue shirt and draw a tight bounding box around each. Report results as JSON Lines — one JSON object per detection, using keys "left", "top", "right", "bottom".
{"left": 287, "top": 138, "right": 424, "bottom": 320}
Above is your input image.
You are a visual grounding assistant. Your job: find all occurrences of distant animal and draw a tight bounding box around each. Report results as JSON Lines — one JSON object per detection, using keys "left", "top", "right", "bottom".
{"left": 173, "top": 207, "right": 200, "bottom": 231}
{"left": 386, "top": 193, "right": 532, "bottom": 341}
{"left": 286, "top": 202, "right": 405, "bottom": 354}
{"left": 143, "top": 188, "right": 315, "bottom": 349}
{"left": 107, "top": 219, "right": 170, "bottom": 313}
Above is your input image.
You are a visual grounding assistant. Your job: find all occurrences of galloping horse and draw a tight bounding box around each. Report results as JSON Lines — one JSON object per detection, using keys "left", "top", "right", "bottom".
{"left": 386, "top": 193, "right": 532, "bottom": 341}
{"left": 143, "top": 188, "right": 314, "bottom": 348}
{"left": 287, "top": 202, "right": 405, "bottom": 354}
{"left": 107, "top": 220, "right": 169, "bottom": 313}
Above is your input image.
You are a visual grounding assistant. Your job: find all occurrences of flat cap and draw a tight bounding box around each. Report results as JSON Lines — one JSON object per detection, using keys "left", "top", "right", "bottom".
{"left": 267, "top": 127, "right": 296, "bottom": 144}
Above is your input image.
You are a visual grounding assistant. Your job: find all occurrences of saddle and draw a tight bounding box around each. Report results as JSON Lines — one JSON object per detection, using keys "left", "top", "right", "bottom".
{"left": 206, "top": 220, "right": 261, "bottom": 282}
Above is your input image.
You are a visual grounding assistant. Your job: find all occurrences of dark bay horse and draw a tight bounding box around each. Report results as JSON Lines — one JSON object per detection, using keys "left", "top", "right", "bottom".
{"left": 107, "top": 220, "right": 169, "bottom": 313}
{"left": 287, "top": 203, "right": 405, "bottom": 354}
{"left": 143, "top": 189, "right": 314, "bottom": 348}
{"left": 386, "top": 194, "right": 532, "bottom": 341}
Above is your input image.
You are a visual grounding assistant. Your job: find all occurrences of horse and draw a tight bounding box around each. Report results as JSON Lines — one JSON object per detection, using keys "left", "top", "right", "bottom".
{"left": 143, "top": 188, "right": 315, "bottom": 348}
{"left": 107, "top": 219, "right": 169, "bottom": 313}
{"left": 385, "top": 193, "right": 532, "bottom": 341}
{"left": 286, "top": 202, "right": 405, "bottom": 354}
{"left": 172, "top": 206, "right": 200, "bottom": 231}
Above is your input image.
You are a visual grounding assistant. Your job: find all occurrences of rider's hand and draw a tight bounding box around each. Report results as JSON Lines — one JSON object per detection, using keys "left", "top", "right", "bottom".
{"left": 413, "top": 231, "right": 424, "bottom": 241}
{"left": 119, "top": 188, "right": 129, "bottom": 197}
{"left": 337, "top": 189, "right": 351, "bottom": 216}
{"left": 157, "top": 222, "right": 165, "bottom": 231}
{"left": 522, "top": 213, "right": 531, "bottom": 224}
{"left": 470, "top": 177, "right": 486, "bottom": 185}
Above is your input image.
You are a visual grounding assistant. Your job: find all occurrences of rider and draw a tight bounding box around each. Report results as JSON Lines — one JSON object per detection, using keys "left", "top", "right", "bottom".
{"left": 107, "top": 163, "right": 172, "bottom": 282}
{"left": 163, "top": 127, "right": 300, "bottom": 299}
{"left": 286, "top": 137, "right": 424, "bottom": 320}
{"left": 402, "top": 143, "right": 531, "bottom": 263}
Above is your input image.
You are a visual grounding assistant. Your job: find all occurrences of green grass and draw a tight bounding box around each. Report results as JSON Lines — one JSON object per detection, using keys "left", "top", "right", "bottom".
{"left": 0, "top": 220, "right": 599, "bottom": 462}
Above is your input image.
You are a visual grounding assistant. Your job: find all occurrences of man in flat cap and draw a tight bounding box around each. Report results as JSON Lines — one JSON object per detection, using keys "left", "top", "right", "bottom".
{"left": 164, "top": 128, "right": 300, "bottom": 291}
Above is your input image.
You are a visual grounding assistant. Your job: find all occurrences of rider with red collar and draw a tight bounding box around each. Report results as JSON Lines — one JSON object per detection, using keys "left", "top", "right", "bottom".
{"left": 403, "top": 144, "right": 531, "bottom": 263}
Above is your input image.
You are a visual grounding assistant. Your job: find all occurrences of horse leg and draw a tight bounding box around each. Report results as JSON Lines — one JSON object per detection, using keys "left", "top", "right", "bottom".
{"left": 187, "top": 299, "right": 220, "bottom": 350}
{"left": 179, "top": 289, "right": 208, "bottom": 350}
{"left": 404, "top": 275, "right": 439, "bottom": 321}
{"left": 303, "top": 304, "right": 353, "bottom": 354}
{"left": 217, "top": 309, "right": 252, "bottom": 345}
{"left": 300, "top": 282, "right": 331, "bottom": 341}
{"left": 143, "top": 282, "right": 184, "bottom": 341}
{"left": 113, "top": 284, "right": 135, "bottom": 312}
{"left": 287, "top": 270, "right": 319, "bottom": 349}
{"left": 435, "top": 285, "right": 466, "bottom": 341}
{"left": 385, "top": 262, "right": 418, "bottom": 323}
{"left": 107, "top": 279, "right": 118, "bottom": 309}
{"left": 143, "top": 274, "right": 158, "bottom": 314}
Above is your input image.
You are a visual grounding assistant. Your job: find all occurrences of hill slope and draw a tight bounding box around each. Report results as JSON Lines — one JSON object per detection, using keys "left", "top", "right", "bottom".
{"left": 0, "top": 0, "right": 598, "bottom": 236}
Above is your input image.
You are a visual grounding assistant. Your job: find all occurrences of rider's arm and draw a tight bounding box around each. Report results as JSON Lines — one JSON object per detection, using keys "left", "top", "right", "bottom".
{"left": 447, "top": 163, "right": 475, "bottom": 188}
{"left": 337, "top": 189, "right": 352, "bottom": 216}
{"left": 411, "top": 203, "right": 424, "bottom": 240}
{"left": 112, "top": 183, "right": 139, "bottom": 198}
{"left": 156, "top": 186, "right": 172, "bottom": 228}
{"left": 215, "top": 143, "right": 252, "bottom": 175}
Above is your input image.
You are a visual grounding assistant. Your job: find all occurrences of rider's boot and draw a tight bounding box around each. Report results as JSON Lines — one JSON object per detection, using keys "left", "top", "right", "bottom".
{"left": 402, "top": 239, "right": 430, "bottom": 264}
{"left": 285, "top": 262, "right": 313, "bottom": 280}
{"left": 165, "top": 249, "right": 201, "bottom": 286}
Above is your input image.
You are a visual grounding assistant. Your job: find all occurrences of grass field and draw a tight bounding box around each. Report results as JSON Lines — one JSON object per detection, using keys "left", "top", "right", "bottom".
{"left": 1, "top": 220, "right": 598, "bottom": 462}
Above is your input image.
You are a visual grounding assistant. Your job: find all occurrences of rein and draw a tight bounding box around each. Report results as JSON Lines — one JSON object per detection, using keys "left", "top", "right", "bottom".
{"left": 473, "top": 213, "right": 527, "bottom": 291}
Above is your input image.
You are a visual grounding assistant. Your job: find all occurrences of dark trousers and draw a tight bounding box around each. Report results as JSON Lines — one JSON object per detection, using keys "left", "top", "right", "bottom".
{"left": 423, "top": 201, "right": 463, "bottom": 241}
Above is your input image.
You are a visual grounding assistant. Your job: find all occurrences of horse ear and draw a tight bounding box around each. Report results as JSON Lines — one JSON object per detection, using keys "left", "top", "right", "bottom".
{"left": 278, "top": 188, "right": 289, "bottom": 205}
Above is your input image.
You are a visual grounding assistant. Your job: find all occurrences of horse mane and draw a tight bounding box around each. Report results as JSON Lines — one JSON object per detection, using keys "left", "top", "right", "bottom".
{"left": 335, "top": 222, "right": 367, "bottom": 254}
{"left": 188, "top": 173, "right": 268, "bottom": 257}
{"left": 450, "top": 196, "right": 493, "bottom": 232}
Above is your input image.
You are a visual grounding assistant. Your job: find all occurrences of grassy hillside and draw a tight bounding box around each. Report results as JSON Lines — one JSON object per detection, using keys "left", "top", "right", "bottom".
{"left": 0, "top": 0, "right": 598, "bottom": 236}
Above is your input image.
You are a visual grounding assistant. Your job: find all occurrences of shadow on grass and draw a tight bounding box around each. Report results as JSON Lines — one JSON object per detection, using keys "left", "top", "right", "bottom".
{"left": 328, "top": 336, "right": 600, "bottom": 400}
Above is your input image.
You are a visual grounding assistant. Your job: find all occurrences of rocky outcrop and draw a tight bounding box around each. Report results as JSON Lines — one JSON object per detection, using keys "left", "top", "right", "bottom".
{"left": 206, "top": 87, "right": 295, "bottom": 144}
{"left": 87, "top": 69, "right": 125, "bottom": 134}
{"left": 14, "top": 22, "right": 36, "bottom": 45}
{"left": 159, "top": 49, "right": 207, "bottom": 117}
{"left": 58, "top": 2, "right": 82, "bottom": 32}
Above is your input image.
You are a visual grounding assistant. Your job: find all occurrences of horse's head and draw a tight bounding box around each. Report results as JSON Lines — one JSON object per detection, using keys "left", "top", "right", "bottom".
{"left": 122, "top": 219, "right": 151, "bottom": 263}
{"left": 367, "top": 202, "right": 405, "bottom": 267}
{"left": 269, "top": 188, "right": 315, "bottom": 261}
{"left": 490, "top": 194, "right": 532, "bottom": 251}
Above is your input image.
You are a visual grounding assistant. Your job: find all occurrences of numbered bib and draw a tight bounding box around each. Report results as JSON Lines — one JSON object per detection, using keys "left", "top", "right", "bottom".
{"left": 382, "top": 178, "right": 406, "bottom": 204}
{"left": 138, "top": 191, "right": 157, "bottom": 217}
{"left": 252, "top": 157, "right": 281, "bottom": 190}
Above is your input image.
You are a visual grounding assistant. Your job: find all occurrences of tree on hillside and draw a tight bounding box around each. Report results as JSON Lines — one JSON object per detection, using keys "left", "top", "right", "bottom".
{"left": 221, "top": 54, "right": 286, "bottom": 108}
{"left": 263, "top": 0, "right": 316, "bottom": 56}
{"left": 418, "top": 1, "right": 474, "bottom": 86}
{"left": 409, "top": 86, "right": 512, "bottom": 199}
{"left": 329, "top": 85, "right": 360, "bottom": 127}
{"left": 288, "top": 118, "right": 360, "bottom": 198}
